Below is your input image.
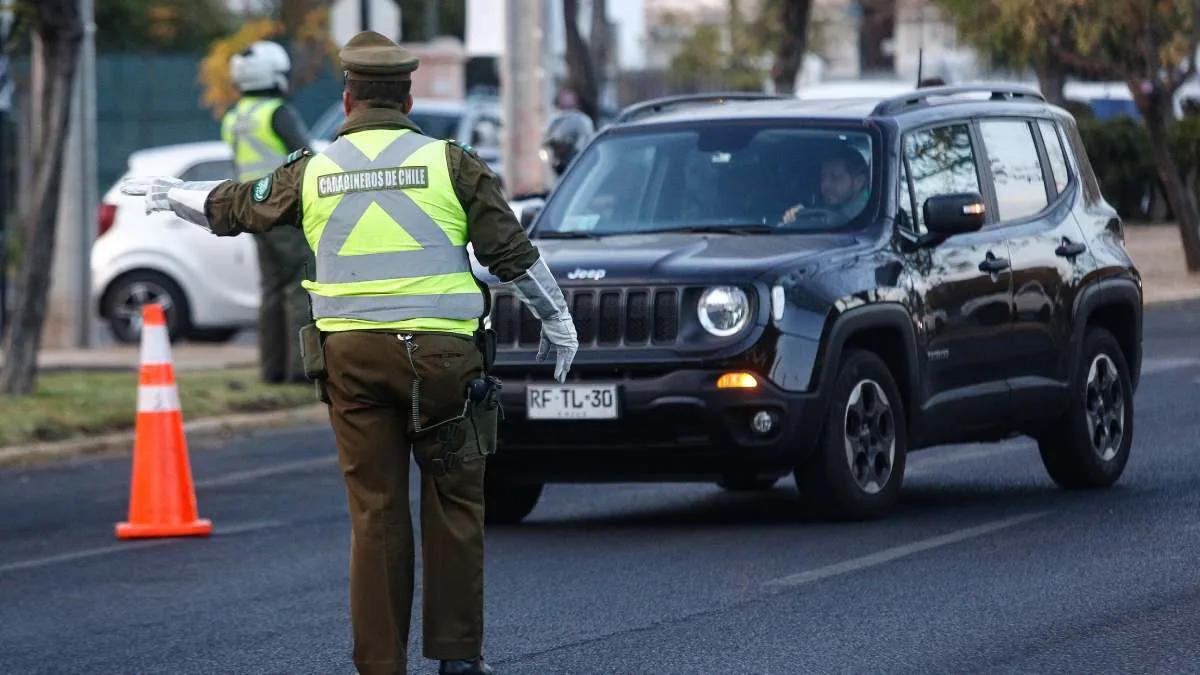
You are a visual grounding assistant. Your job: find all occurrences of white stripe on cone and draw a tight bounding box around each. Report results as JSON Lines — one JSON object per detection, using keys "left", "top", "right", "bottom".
{"left": 137, "top": 385, "right": 181, "bottom": 413}
{"left": 139, "top": 324, "right": 172, "bottom": 366}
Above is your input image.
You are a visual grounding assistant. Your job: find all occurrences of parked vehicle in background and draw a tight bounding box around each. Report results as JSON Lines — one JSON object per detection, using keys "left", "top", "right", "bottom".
{"left": 92, "top": 142, "right": 255, "bottom": 343}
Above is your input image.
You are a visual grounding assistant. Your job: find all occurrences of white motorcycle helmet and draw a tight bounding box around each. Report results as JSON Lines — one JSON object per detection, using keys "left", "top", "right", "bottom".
{"left": 230, "top": 41, "right": 292, "bottom": 93}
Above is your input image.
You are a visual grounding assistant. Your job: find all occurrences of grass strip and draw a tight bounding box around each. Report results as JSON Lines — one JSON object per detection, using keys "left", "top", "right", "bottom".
{"left": 0, "top": 367, "right": 315, "bottom": 447}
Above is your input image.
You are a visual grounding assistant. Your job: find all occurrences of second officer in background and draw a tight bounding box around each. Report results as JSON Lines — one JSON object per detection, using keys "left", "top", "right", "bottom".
{"left": 122, "top": 29, "right": 578, "bottom": 675}
{"left": 222, "top": 40, "right": 314, "bottom": 384}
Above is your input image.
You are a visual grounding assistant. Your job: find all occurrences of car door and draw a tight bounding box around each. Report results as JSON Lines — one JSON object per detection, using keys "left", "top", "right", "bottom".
{"left": 176, "top": 159, "right": 261, "bottom": 315}
{"left": 975, "top": 117, "right": 1088, "bottom": 418}
{"left": 899, "top": 122, "right": 1015, "bottom": 433}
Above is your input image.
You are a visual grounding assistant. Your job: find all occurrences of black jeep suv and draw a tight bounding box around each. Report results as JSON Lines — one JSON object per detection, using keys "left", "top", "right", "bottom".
{"left": 475, "top": 85, "right": 1143, "bottom": 525}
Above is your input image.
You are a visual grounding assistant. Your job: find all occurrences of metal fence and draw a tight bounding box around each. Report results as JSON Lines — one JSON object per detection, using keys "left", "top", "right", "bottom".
{"left": 7, "top": 52, "right": 344, "bottom": 199}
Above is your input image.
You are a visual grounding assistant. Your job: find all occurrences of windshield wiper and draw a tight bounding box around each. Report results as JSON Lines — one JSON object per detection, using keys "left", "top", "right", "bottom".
{"left": 644, "top": 225, "right": 775, "bottom": 235}
{"left": 536, "top": 230, "right": 602, "bottom": 239}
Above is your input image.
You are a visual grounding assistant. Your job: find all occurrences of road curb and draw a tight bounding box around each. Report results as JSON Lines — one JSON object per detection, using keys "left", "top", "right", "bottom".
{"left": 0, "top": 404, "right": 330, "bottom": 470}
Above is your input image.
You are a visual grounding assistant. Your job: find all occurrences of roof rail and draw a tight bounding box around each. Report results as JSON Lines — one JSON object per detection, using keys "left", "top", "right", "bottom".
{"left": 870, "top": 84, "right": 1046, "bottom": 116}
{"left": 613, "top": 92, "right": 787, "bottom": 124}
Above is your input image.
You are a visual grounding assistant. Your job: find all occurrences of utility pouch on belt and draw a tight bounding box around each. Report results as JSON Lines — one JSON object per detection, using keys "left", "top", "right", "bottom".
{"left": 431, "top": 376, "right": 502, "bottom": 476}
{"left": 475, "top": 328, "right": 497, "bottom": 372}
{"left": 298, "top": 323, "right": 326, "bottom": 380}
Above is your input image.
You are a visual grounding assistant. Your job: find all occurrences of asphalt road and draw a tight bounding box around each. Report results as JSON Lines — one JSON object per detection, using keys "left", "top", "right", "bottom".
{"left": 3, "top": 301, "right": 1200, "bottom": 675}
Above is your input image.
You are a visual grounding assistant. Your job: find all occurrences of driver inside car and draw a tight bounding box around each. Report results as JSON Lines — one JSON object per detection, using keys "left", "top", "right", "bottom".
{"left": 780, "top": 145, "right": 870, "bottom": 227}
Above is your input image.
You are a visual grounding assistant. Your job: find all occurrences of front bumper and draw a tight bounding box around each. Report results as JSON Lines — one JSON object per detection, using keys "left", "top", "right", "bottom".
{"left": 488, "top": 368, "right": 828, "bottom": 483}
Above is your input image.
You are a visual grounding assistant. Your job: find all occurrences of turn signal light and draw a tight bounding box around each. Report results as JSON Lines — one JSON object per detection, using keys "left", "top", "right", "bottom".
{"left": 961, "top": 202, "right": 985, "bottom": 215}
{"left": 717, "top": 372, "right": 758, "bottom": 389}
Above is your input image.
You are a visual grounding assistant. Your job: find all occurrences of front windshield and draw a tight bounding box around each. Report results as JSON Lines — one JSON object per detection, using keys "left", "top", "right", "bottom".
{"left": 537, "top": 121, "right": 878, "bottom": 236}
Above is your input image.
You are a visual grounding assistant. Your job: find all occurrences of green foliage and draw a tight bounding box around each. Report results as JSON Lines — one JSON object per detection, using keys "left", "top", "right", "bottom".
{"left": 1077, "top": 116, "right": 1200, "bottom": 221}
{"left": 664, "top": 7, "right": 767, "bottom": 91}
{"left": 96, "top": 0, "right": 234, "bottom": 53}
{"left": 932, "top": 0, "right": 1043, "bottom": 71}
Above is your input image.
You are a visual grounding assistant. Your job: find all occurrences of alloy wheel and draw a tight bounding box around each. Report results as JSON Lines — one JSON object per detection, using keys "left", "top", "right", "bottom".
{"left": 1084, "top": 353, "right": 1125, "bottom": 462}
{"left": 843, "top": 379, "right": 896, "bottom": 495}
{"left": 113, "top": 281, "right": 175, "bottom": 337}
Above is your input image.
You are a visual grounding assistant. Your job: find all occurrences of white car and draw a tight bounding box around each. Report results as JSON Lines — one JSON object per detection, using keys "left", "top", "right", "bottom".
{"left": 92, "top": 141, "right": 258, "bottom": 343}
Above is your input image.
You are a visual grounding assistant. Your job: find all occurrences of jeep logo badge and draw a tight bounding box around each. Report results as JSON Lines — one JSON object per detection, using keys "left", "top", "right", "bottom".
{"left": 567, "top": 268, "right": 607, "bottom": 281}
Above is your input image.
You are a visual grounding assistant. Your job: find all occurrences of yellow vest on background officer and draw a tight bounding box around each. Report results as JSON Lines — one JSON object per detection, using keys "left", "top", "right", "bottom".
{"left": 120, "top": 30, "right": 579, "bottom": 675}
{"left": 221, "top": 40, "right": 315, "bottom": 385}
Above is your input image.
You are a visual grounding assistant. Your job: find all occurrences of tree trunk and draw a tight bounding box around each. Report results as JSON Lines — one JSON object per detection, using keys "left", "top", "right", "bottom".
{"left": 0, "top": 4, "right": 84, "bottom": 396}
{"left": 562, "top": 0, "right": 600, "bottom": 124}
{"left": 588, "top": 0, "right": 608, "bottom": 112}
{"left": 770, "top": 0, "right": 813, "bottom": 95}
{"left": 1137, "top": 84, "right": 1200, "bottom": 272}
{"left": 1035, "top": 61, "right": 1067, "bottom": 107}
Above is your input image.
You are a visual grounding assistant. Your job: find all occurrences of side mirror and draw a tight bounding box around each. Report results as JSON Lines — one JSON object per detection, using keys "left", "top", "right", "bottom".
{"left": 520, "top": 204, "right": 543, "bottom": 230}
{"left": 923, "top": 192, "right": 986, "bottom": 237}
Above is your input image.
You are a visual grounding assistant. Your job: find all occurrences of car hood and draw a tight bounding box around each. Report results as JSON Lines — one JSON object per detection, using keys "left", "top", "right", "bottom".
{"left": 471, "top": 231, "right": 857, "bottom": 286}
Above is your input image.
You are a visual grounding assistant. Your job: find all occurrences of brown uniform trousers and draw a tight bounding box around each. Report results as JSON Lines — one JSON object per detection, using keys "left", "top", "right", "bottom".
{"left": 253, "top": 226, "right": 313, "bottom": 383}
{"left": 323, "top": 329, "right": 487, "bottom": 675}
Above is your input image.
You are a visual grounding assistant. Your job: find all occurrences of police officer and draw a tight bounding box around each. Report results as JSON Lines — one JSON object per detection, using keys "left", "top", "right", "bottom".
{"left": 222, "top": 40, "right": 315, "bottom": 384}
{"left": 540, "top": 109, "right": 594, "bottom": 179}
{"left": 508, "top": 109, "right": 595, "bottom": 224}
{"left": 121, "top": 30, "right": 579, "bottom": 675}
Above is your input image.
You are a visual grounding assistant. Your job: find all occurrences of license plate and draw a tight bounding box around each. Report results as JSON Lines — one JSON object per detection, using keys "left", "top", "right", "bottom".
{"left": 526, "top": 384, "right": 619, "bottom": 420}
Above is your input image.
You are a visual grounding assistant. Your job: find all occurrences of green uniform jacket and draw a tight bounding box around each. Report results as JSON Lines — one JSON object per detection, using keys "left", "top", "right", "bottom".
{"left": 204, "top": 106, "right": 540, "bottom": 285}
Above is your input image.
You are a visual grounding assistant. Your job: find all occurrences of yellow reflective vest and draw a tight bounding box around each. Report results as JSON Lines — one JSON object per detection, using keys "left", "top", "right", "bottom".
{"left": 221, "top": 97, "right": 288, "bottom": 182}
{"left": 299, "top": 128, "right": 485, "bottom": 336}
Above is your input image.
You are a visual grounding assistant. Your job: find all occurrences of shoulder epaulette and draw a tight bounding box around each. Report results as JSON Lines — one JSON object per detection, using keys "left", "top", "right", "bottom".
{"left": 448, "top": 138, "right": 478, "bottom": 157}
{"left": 284, "top": 148, "right": 314, "bottom": 166}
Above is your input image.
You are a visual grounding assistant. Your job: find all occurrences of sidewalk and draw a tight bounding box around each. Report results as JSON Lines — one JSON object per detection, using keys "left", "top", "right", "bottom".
{"left": 0, "top": 225, "right": 1195, "bottom": 373}
{"left": 0, "top": 342, "right": 256, "bottom": 373}
{"left": 1123, "top": 223, "right": 1200, "bottom": 304}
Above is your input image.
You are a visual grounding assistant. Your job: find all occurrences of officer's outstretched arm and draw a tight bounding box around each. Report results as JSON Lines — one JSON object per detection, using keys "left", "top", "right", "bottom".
{"left": 120, "top": 153, "right": 310, "bottom": 236}
{"left": 119, "top": 177, "right": 225, "bottom": 231}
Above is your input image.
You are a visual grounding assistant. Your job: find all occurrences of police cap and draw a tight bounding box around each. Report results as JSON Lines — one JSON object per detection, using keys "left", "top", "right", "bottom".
{"left": 339, "top": 30, "right": 419, "bottom": 82}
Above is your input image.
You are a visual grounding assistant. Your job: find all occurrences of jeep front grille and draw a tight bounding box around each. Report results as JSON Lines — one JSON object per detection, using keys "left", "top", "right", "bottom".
{"left": 490, "top": 286, "right": 681, "bottom": 348}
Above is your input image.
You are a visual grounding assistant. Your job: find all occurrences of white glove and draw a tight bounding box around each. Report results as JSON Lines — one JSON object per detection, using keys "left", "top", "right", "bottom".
{"left": 536, "top": 314, "right": 579, "bottom": 383}
{"left": 505, "top": 257, "right": 579, "bottom": 383}
{"left": 120, "top": 176, "right": 182, "bottom": 215}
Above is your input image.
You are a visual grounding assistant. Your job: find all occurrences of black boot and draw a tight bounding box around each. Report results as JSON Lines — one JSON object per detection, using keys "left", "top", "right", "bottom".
{"left": 439, "top": 657, "right": 494, "bottom": 675}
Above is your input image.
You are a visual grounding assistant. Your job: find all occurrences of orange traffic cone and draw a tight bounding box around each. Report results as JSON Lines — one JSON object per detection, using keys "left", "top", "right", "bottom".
{"left": 115, "top": 303, "right": 213, "bottom": 540}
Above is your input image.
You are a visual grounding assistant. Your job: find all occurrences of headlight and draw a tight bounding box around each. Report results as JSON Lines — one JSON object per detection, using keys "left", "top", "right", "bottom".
{"left": 697, "top": 286, "right": 750, "bottom": 337}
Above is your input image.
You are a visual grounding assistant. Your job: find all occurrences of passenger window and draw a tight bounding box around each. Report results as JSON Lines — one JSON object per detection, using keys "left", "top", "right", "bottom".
{"left": 904, "top": 124, "right": 981, "bottom": 232}
{"left": 978, "top": 119, "right": 1050, "bottom": 221}
{"left": 1037, "top": 120, "right": 1071, "bottom": 195}
{"left": 179, "top": 160, "right": 233, "bottom": 182}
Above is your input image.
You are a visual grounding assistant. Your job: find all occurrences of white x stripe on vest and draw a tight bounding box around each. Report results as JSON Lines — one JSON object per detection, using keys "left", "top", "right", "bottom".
{"left": 232, "top": 99, "right": 285, "bottom": 181}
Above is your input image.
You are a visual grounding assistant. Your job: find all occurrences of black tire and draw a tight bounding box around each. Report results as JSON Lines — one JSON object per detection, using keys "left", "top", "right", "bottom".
{"left": 101, "top": 270, "right": 190, "bottom": 343}
{"left": 187, "top": 328, "right": 241, "bottom": 343}
{"left": 1037, "top": 327, "right": 1134, "bottom": 489}
{"left": 794, "top": 349, "right": 908, "bottom": 521}
{"left": 484, "top": 477, "right": 543, "bottom": 525}
{"left": 716, "top": 475, "right": 780, "bottom": 491}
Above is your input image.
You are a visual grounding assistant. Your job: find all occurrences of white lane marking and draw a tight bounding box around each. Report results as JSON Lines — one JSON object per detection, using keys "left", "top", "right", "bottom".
{"left": 193, "top": 456, "right": 338, "bottom": 489}
{"left": 0, "top": 520, "right": 284, "bottom": 575}
{"left": 761, "top": 511, "right": 1051, "bottom": 588}
{"left": 905, "top": 443, "right": 1028, "bottom": 476}
{"left": 1141, "top": 357, "right": 1200, "bottom": 376}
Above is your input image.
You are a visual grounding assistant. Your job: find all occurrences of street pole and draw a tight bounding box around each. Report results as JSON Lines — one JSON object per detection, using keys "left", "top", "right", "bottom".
{"left": 360, "top": 0, "right": 371, "bottom": 31}
{"left": 502, "top": 0, "right": 550, "bottom": 198}
{"left": 0, "top": 0, "right": 13, "bottom": 340}
{"left": 78, "top": 0, "right": 96, "bottom": 346}
{"left": 48, "top": 0, "right": 96, "bottom": 349}
{"left": 424, "top": 0, "right": 439, "bottom": 40}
